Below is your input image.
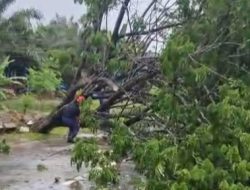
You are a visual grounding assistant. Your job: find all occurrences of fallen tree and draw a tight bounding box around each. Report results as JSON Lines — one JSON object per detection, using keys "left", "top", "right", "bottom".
{"left": 32, "top": 0, "right": 191, "bottom": 133}
{"left": 33, "top": 55, "right": 160, "bottom": 133}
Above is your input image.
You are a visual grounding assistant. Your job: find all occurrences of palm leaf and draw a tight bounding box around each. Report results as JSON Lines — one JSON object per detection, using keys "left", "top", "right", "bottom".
{"left": 0, "top": 90, "right": 7, "bottom": 100}
{"left": 0, "top": 0, "right": 15, "bottom": 16}
{"left": 9, "top": 8, "right": 43, "bottom": 21}
{"left": 0, "top": 57, "right": 25, "bottom": 100}
{"left": 0, "top": 56, "right": 12, "bottom": 69}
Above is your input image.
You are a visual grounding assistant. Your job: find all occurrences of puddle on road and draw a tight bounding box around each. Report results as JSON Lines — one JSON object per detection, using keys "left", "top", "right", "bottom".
{"left": 0, "top": 133, "right": 138, "bottom": 190}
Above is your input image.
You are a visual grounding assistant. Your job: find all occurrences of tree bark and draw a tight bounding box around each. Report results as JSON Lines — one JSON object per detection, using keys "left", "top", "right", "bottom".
{"left": 112, "top": 0, "right": 131, "bottom": 44}
{"left": 98, "top": 72, "right": 156, "bottom": 112}
{"left": 125, "top": 107, "right": 151, "bottom": 126}
{"left": 119, "top": 22, "right": 185, "bottom": 38}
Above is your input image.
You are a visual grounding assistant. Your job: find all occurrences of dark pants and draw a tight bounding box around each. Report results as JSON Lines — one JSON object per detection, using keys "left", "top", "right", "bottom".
{"left": 62, "top": 117, "right": 79, "bottom": 141}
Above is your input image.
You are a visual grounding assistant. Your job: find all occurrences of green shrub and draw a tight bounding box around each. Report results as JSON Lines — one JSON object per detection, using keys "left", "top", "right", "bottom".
{"left": 0, "top": 56, "right": 26, "bottom": 101}
{"left": 71, "top": 138, "right": 119, "bottom": 188}
{"left": 79, "top": 98, "right": 100, "bottom": 132}
{"left": 28, "top": 59, "right": 62, "bottom": 93}
{"left": 20, "top": 94, "right": 36, "bottom": 113}
{"left": 0, "top": 139, "right": 10, "bottom": 154}
{"left": 1, "top": 94, "right": 57, "bottom": 113}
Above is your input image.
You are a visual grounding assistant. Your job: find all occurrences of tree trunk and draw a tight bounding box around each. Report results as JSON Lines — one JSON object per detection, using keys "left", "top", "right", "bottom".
{"left": 112, "top": 0, "right": 131, "bottom": 44}
{"left": 31, "top": 75, "right": 123, "bottom": 133}
{"left": 32, "top": 77, "right": 96, "bottom": 133}
{"left": 32, "top": 71, "right": 154, "bottom": 133}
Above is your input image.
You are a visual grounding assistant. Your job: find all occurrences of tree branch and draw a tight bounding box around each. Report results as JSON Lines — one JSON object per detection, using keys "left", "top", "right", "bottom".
{"left": 112, "top": 0, "right": 131, "bottom": 44}
{"left": 98, "top": 72, "right": 156, "bottom": 112}
{"left": 119, "top": 21, "right": 184, "bottom": 38}
{"left": 125, "top": 107, "right": 151, "bottom": 126}
{"left": 141, "top": 0, "right": 157, "bottom": 18}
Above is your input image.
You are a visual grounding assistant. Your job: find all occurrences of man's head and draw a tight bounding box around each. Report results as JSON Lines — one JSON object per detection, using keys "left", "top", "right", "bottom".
{"left": 76, "top": 95, "right": 85, "bottom": 104}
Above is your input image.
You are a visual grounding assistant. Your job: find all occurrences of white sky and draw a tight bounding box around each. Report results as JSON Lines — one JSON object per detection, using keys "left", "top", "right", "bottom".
{"left": 5, "top": 0, "right": 86, "bottom": 23}
{"left": 5, "top": 0, "right": 150, "bottom": 30}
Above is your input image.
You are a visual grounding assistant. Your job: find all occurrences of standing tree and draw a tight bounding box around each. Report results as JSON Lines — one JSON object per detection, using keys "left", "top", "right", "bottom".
{"left": 0, "top": 0, "right": 43, "bottom": 87}
{"left": 34, "top": 15, "right": 81, "bottom": 86}
{"left": 0, "top": 0, "right": 42, "bottom": 57}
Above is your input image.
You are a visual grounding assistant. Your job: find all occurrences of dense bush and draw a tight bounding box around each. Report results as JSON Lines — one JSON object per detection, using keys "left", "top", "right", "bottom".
{"left": 27, "top": 59, "right": 62, "bottom": 93}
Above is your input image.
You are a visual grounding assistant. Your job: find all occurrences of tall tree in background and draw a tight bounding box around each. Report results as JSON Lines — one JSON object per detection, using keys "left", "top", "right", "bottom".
{"left": 0, "top": 0, "right": 42, "bottom": 95}
{"left": 34, "top": 15, "right": 81, "bottom": 86}
{"left": 0, "top": 0, "right": 44, "bottom": 86}
{"left": 0, "top": 0, "right": 42, "bottom": 58}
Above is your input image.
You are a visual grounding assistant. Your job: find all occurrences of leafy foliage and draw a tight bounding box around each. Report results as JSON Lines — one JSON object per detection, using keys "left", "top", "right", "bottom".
{"left": 71, "top": 138, "right": 119, "bottom": 188}
{"left": 79, "top": 98, "right": 100, "bottom": 132}
{"left": 111, "top": 124, "right": 133, "bottom": 160}
{"left": 71, "top": 0, "right": 250, "bottom": 189}
{"left": 48, "top": 49, "right": 75, "bottom": 85}
{"left": 0, "top": 57, "right": 21, "bottom": 100}
{"left": 19, "top": 94, "right": 37, "bottom": 114}
{"left": 0, "top": 57, "right": 12, "bottom": 87}
{"left": 0, "top": 139, "right": 10, "bottom": 154}
{"left": 0, "top": 0, "right": 42, "bottom": 58}
{"left": 75, "top": 0, "right": 117, "bottom": 29}
{"left": 27, "top": 59, "right": 62, "bottom": 93}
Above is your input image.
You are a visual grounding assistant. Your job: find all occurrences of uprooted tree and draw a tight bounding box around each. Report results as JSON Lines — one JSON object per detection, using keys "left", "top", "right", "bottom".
{"left": 33, "top": 0, "right": 190, "bottom": 133}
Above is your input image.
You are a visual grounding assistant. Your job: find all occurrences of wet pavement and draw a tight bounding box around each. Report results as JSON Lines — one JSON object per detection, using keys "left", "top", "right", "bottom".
{"left": 0, "top": 134, "right": 138, "bottom": 190}
{"left": 0, "top": 137, "right": 93, "bottom": 190}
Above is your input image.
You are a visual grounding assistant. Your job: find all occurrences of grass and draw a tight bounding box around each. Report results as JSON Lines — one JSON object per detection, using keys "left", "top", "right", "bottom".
{"left": 1, "top": 130, "right": 66, "bottom": 143}
{"left": 1, "top": 132, "right": 51, "bottom": 143}
{"left": 37, "top": 164, "right": 48, "bottom": 172}
{"left": 51, "top": 126, "right": 97, "bottom": 135}
{"left": 0, "top": 127, "right": 95, "bottom": 144}
{"left": 0, "top": 94, "right": 59, "bottom": 113}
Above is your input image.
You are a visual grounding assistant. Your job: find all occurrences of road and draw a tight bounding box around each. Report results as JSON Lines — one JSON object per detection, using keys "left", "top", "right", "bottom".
{"left": 0, "top": 134, "right": 137, "bottom": 190}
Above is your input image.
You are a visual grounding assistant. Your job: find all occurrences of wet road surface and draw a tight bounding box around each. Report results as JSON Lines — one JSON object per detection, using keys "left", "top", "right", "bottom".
{"left": 0, "top": 134, "right": 138, "bottom": 190}
{"left": 0, "top": 137, "right": 93, "bottom": 190}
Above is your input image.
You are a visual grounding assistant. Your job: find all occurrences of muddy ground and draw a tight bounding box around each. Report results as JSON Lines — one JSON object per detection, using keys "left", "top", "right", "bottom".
{"left": 0, "top": 133, "right": 138, "bottom": 190}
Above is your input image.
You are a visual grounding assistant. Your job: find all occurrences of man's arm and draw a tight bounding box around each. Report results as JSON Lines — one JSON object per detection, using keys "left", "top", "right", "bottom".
{"left": 90, "top": 92, "right": 112, "bottom": 100}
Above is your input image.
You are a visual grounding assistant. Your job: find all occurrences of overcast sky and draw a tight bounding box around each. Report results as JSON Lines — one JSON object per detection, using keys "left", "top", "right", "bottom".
{"left": 5, "top": 0, "right": 150, "bottom": 30}
{"left": 5, "top": 0, "right": 86, "bottom": 23}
